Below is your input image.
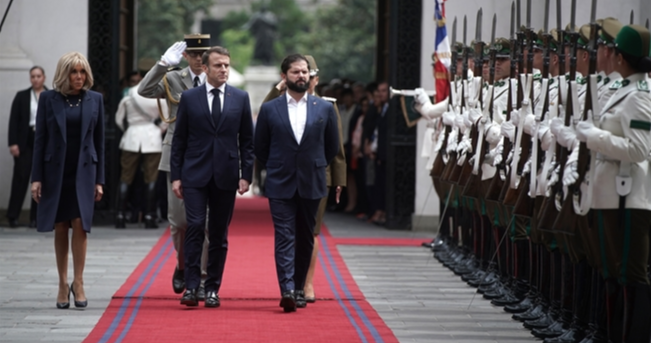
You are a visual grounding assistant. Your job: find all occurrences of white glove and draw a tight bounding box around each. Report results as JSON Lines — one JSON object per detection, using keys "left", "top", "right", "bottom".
{"left": 485, "top": 122, "right": 502, "bottom": 145}
{"left": 538, "top": 122, "right": 553, "bottom": 151}
{"left": 501, "top": 121, "right": 516, "bottom": 142}
{"left": 442, "top": 105, "right": 456, "bottom": 126}
{"left": 523, "top": 114, "right": 537, "bottom": 136}
{"left": 490, "top": 144, "right": 504, "bottom": 166}
{"left": 446, "top": 130, "right": 458, "bottom": 154}
{"left": 414, "top": 88, "right": 431, "bottom": 105}
{"left": 161, "top": 41, "right": 187, "bottom": 66}
{"left": 467, "top": 102, "right": 483, "bottom": 125}
{"left": 457, "top": 137, "right": 472, "bottom": 155}
{"left": 548, "top": 164, "right": 560, "bottom": 188}
{"left": 576, "top": 115, "right": 603, "bottom": 143}
{"left": 425, "top": 118, "right": 436, "bottom": 129}
{"left": 522, "top": 159, "right": 531, "bottom": 175}
{"left": 550, "top": 117, "right": 577, "bottom": 150}
{"left": 562, "top": 161, "right": 579, "bottom": 186}
{"left": 510, "top": 109, "right": 521, "bottom": 126}
{"left": 455, "top": 115, "right": 467, "bottom": 131}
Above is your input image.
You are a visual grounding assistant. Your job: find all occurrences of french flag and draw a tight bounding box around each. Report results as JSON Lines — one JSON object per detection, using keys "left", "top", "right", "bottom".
{"left": 434, "top": 0, "right": 450, "bottom": 103}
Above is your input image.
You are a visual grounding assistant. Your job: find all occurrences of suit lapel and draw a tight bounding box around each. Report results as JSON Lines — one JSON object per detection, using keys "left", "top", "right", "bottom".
{"left": 274, "top": 96, "right": 297, "bottom": 145}
{"left": 52, "top": 95, "right": 67, "bottom": 143}
{"left": 299, "top": 95, "right": 317, "bottom": 146}
{"left": 80, "top": 92, "right": 93, "bottom": 142}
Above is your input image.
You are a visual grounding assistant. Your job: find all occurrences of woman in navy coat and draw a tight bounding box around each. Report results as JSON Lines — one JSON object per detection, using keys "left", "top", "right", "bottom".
{"left": 31, "top": 52, "right": 105, "bottom": 309}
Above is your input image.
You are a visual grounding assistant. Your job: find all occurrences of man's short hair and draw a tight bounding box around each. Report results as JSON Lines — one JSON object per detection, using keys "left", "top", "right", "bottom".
{"left": 281, "top": 54, "right": 310, "bottom": 74}
{"left": 202, "top": 46, "right": 231, "bottom": 65}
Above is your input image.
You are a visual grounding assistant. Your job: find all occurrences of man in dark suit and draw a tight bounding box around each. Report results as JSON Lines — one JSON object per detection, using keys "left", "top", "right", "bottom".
{"left": 7, "top": 66, "right": 47, "bottom": 228}
{"left": 170, "top": 46, "right": 254, "bottom": 308}
{"left": 254, "top": 54, "right": 340, "bottom": 312}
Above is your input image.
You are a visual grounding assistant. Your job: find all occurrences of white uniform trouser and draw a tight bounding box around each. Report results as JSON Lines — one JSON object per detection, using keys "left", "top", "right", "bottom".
{"left": 167, "top": 172, "right": 208, "bottom": 276}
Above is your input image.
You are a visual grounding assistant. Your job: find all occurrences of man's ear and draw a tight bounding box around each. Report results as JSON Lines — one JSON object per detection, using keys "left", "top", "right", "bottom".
{"left": 202, "top": 64, "right": 209, "bottom": 74}
{"left": 280, "top": 73, "right": 287, "bottom": 82}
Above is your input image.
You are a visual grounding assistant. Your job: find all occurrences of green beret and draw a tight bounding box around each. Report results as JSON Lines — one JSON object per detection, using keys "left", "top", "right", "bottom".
{"left": 615, "top": 24, "right": 651, "bottom": 58}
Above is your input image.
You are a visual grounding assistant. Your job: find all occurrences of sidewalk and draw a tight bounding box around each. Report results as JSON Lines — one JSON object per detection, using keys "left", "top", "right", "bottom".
{"left": 0, "top": 208, "right": 533, "bottom": 342}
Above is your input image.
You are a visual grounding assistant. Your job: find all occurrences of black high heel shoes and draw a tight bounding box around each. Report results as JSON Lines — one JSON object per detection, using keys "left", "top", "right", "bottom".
{"left": 70, "top": 283, "right": 88, "bottom": 308}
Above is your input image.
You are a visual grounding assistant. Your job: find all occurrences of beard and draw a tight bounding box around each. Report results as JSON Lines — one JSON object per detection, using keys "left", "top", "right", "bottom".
{"left": 286, "top": 79, "right": 308, "bottom": 93}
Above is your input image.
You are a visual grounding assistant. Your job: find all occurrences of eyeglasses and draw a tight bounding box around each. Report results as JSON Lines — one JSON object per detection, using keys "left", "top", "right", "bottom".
{"left": 186, "top": 51, "right": 203, "bottom": 58}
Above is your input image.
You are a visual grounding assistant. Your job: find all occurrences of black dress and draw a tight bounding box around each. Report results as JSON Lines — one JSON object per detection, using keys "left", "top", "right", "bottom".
{"left": 54, "top": 93, "right": 83, "bottom": 224}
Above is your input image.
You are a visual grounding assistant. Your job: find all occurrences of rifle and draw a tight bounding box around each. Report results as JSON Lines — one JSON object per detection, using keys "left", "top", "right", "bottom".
{"left": 553, "top": 0, "right": 598, "bottom": 230}
{"left": 460, "top": 9, "right": 485, "bottom": 196}
{"left": 503, "top": 0, "right": 531, "bottom": 208}
{"left": 431, "top": 17, "right": 458, "bottom": 183}
{"left": 537, "top": 0, "right": 578, "bottom": 233}
{"left": 444, "top": 15, "right": 469, "bottom": 183}
{"left": 513, "top": 0, "right": 541, "bottom": 217}
{"left": 486, "top": 2, "right": 516, "bottom": 203}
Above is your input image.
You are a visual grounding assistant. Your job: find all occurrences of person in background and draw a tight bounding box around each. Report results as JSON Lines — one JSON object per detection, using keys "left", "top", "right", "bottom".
{"left": 31, "top": 52, "right": 105, "bottom": 309}
{"left": 7, "top": 66, "right": 47, "bottom": 228}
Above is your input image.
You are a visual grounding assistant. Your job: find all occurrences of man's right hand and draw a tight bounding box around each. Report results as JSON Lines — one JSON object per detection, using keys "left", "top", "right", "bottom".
{"left": 161, "top": 41, "right": 187, "bottom": 67}
{"left": 172, "top": 180, "right": 183, "bottom": 199}
{"left": 9, "top": 145, "right": 19, "bottom": 157}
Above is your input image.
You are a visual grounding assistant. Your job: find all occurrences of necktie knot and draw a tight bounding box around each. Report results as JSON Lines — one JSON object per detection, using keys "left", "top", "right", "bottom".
{"left": 194, "top": 76, "right": 200, "bottom": 88}
{"left": 211, "top": 88, "right": 220, "bottom": 96}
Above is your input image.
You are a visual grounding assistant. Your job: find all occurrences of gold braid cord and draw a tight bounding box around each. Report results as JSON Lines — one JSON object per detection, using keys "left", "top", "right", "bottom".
{"left": 157, "top": 74, "right": 180, "bottom": 124}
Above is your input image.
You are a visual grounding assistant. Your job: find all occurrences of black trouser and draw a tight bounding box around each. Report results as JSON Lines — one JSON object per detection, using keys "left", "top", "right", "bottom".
{"left": 7, "top": 129, "right": 37, "bottom": 222}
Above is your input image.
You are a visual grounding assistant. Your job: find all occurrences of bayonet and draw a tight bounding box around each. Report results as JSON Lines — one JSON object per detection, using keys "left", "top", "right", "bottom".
{"left": 476, "top": 8, "right": 482, "bottom": 42}
{"left": 556, "top": 0, "right": 561, "bottom": 32}
{"left": 491, "top": 14, "right": 497, "bottom": 44}
{"left": 647, "top": 18, "right": 650, "bottom": 29}
{"left": 590, "top": 0, "right": 596, "bottom": 23}
{"left": 517, "top": 0, "right": 521, "bottom": 30}
{"left": 570, "top": 0, "right": 576, "bottom": 30}
{"left": 526, "top": 0, "right": 532, "bottom": 28}
{"left": 544, "top": 0, "right": 550, "bottom": 32}
{"left": 630, "top": 10, "right": 634, "bottom": 24}
{"left": 463, "top": 16, "right": 467, "bottom": 49}
{"left": 510, "top": 1, "right": 516, "bottom": 38}
{"left": 452, "top": 17, "right": 457, "bottom": 46}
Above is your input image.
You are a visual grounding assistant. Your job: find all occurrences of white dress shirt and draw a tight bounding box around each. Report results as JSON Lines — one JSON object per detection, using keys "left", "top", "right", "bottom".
{"left": 286, "top": 92, "right": 308, "bottom": 144}
{"left": 205, "top": 82, "right": 225, "bottom": 113}
{"left": 29, "top": 89, "right": 38, "bottom": 127}
{"left": 189, "top": 70, "right": 206, "bottom": 87}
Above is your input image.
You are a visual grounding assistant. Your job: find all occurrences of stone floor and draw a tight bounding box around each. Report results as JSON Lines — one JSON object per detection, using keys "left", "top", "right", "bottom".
{"left": 0, "top": 206, "right": 534, "bottom": 342}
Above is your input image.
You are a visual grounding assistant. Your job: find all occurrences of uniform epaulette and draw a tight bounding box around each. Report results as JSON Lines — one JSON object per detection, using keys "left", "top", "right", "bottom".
{"left": 609, "top": 80, "right": 622, "bottom": 90}
{"left": 321, "top": 96, "right": 337, "bottom": 103}
{"left": 636, "top": 80, "right": 649, "bottom": 92}
{"left": 576, "top": 76, "right": 586, "bottom": 85}
{"left": 168, "top": 66, "right": 181, "bottom": 72}
{"left": 533, "top": 73, "right": 542, "bottom": 81}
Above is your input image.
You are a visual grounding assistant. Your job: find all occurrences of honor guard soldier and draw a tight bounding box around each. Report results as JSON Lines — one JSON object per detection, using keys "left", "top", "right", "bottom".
{"left": 138, "top": 33, "right": 212, "bottom": 299}
{"left": 596, "top": 18, "right": 624, "bottom": 110}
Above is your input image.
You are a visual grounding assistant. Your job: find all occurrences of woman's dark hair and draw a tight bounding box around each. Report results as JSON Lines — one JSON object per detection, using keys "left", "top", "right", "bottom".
{"left": 617, "top": 48, "right": 651, "bottom": 73}
{"left": 281, "top": 54, "right": 309, "bottom": 74}
{"left": 30, "top": 65, "right": 45, "bottom": 75}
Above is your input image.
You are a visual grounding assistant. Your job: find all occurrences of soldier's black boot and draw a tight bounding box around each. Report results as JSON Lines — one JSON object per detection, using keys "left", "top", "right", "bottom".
{"left": 115, "top": 181, "right": 130, "bottom": 229}
{"left": 622, "top": 282, "right": 650, "bottom": 343}
{"left": 144, "top": 182, "right": 158, "bottom": 229}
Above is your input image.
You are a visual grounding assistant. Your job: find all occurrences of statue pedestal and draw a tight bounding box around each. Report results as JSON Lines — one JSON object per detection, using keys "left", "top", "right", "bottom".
{"left": 244, "top": 65, "right": 279, "bottom": 116}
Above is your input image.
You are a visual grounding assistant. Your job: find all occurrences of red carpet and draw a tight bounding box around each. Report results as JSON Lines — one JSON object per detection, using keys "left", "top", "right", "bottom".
{"left": 84, "top": 198, "right": 409, "bottom": 343}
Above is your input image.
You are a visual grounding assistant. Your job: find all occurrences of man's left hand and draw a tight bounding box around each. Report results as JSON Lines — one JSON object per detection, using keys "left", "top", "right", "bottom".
{"left": 238, "top": 179, "right": 250, "bottom": 195}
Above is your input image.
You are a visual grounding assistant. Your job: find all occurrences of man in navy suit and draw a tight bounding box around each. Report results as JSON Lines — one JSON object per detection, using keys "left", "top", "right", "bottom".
{"left": 170, "top": 46, "right": 254, "bottom": 308}
{"left": 254, "top": 54, "right": 340, "bottom": 312}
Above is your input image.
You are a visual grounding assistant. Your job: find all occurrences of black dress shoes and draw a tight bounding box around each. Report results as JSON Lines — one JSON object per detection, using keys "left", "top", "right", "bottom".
{"left": 8, "top": 219, "right": 19, "bottom": 228}
{"left": 204, "top": 291, "right": 220, "bottom": 308}
{"left": 279, "top": 290, "right": 297, "bottom": 313}
{"left": 70, "top": 283, "right": 88, "bottom": 308}
{"left": 180, "top": 289, "right": 198, "bottom": 307}
{"left": 172, "top": 268, "right": 185, "bottom": 294}
{"left": 197, "top": 284, "right": 205, "bottom": 301}
{"left": 29, "top": 220, "right": 37, "bottom": 228}
{"left": 295, "top": 290, "right": 307, "bottom": 308}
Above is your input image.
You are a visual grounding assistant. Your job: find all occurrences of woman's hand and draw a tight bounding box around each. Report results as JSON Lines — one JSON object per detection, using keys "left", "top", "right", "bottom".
{"left": 31, "top": 182, "right": 42, "bottom": 204}
{"left": 94, "top": 184, "right": 103, "bottom": 201}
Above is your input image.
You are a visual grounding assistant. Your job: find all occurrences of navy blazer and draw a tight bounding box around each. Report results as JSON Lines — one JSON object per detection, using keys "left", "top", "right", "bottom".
{"left": 254, "top": 94, "right": 340, "bottom": 200}
{"left": 170, "top": 84, "right": 254, "bottom": 190}
{"left": 31, "top": 90, "right": 105, "bottom": 232}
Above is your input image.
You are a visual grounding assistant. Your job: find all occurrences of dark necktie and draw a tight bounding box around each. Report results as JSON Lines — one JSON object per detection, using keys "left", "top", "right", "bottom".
{"left": 193, "top": 76, "right": 200, "bottom": 88}
{"left": 211, "top": 88, "right": 221, "bottom": 126}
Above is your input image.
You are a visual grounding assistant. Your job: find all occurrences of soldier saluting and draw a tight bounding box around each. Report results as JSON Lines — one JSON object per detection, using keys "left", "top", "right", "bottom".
{"left": 138, "top": 34, "right": 212, "bottom": 300}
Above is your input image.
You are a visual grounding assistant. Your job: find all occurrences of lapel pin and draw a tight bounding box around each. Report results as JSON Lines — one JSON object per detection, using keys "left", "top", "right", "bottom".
{"left": 313, "top": 101, "right": 316, "bottom": 105}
